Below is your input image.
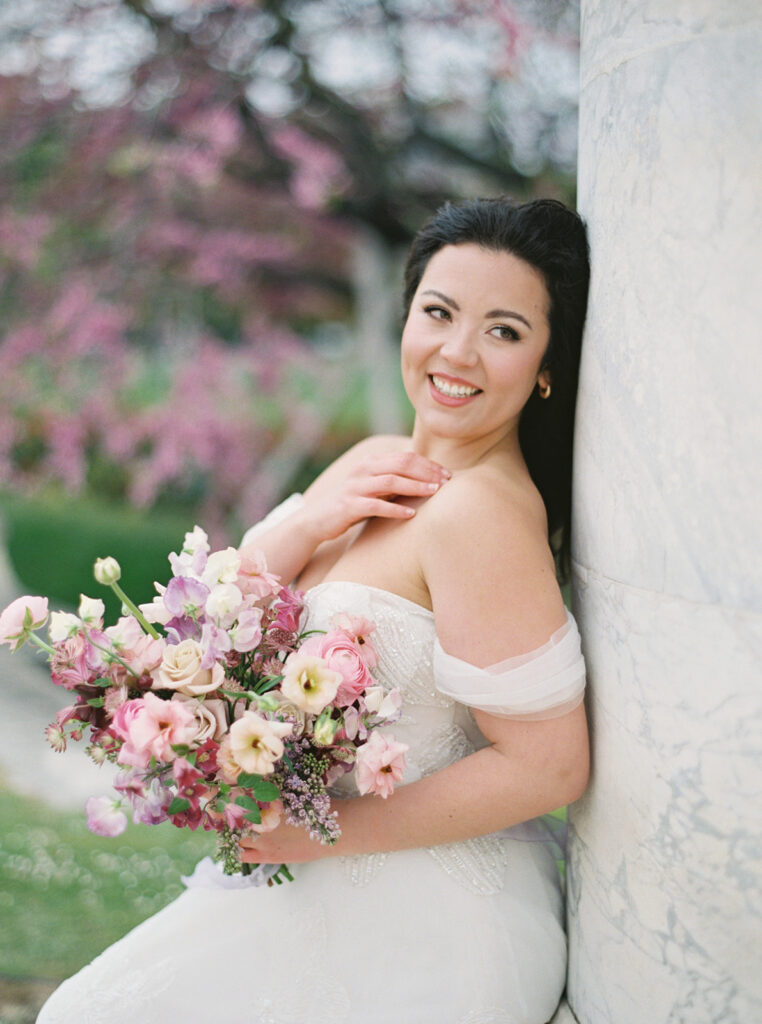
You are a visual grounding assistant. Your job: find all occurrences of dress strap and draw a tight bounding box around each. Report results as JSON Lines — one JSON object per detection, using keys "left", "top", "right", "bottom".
{"left": 433, "top": 610, "right": 586, "bottom": 720}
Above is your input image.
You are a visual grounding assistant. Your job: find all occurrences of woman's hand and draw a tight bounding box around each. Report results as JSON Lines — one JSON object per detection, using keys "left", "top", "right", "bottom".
{"left": 301, "top": 450, "right": 451, "bottom": 544}
{"left": 239, "top": 820, "right": 335, "bottom": 865}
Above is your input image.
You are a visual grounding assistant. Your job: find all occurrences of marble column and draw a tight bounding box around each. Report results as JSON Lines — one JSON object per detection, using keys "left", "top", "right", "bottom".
{"left": 565, "top": 2, "right": 762, "bottom": 1022}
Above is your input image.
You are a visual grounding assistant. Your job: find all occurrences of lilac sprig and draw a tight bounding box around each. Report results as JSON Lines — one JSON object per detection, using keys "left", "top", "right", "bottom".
{"left": 277, "top": 739, "right": 340, "bottom": 844}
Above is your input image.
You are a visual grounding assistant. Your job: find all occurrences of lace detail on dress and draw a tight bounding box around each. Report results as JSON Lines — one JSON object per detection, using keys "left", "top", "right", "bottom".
{"left": 425, "top": 834, "right": 509, "bottom": 896}
{"left": 250, "top": 902, "right": 351, "bottom": 1023}
{"left": 38, "top": 954, "right": 177, "bottom": 1024}
{"left": 339, "top": 851, "right": 389, "bottom": 886}
{"left": 414, "top": 722, "right": 474, "bottom": 776}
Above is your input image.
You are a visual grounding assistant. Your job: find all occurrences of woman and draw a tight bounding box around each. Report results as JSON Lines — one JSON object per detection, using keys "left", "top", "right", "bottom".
{"left": 38, "top": 197, "right": 590, "bottom": 1024}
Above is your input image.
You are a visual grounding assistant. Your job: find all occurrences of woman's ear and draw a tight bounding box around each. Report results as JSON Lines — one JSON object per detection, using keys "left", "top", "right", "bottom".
{"left": 537, "top": 369, "right": 552, "bottom": 399}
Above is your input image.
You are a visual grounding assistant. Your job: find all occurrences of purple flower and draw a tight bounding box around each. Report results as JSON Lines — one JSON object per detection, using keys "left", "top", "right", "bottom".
{"left": 163, "top": 576, "right": 210, "bottom": 619}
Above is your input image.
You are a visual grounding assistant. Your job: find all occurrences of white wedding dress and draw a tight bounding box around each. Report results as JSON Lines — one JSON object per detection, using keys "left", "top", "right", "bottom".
{"left": 38, "top": 507, "right": 586, "bottom": 1024}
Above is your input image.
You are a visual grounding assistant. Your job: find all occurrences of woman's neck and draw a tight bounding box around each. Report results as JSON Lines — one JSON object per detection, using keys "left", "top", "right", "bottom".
{"left": 409, "top": 421, "right": 524, "bottom": 472}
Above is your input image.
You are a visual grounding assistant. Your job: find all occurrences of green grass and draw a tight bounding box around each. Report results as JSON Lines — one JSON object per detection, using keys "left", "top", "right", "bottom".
{"left": 0, "top": 491, "right": 191, "bottom": 618}
{"left": 0, "top": 786, "right": 210, "bottom": 979}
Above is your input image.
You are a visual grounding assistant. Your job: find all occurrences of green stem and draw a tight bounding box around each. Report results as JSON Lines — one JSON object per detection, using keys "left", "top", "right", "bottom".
{"left": 27, "top": 632, "right": 56, "bottom": 656}
{"left": 109, "top": 581, "right": 161, "bottom": 639}
{"left": 86, "top": 636, "right": 138, "bottom": 677}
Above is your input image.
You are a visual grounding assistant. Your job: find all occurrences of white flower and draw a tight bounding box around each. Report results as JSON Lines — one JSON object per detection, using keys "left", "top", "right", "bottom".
{"left": 202, "top": 548, "right": 241, "bottom": 588}
{"left": 139, "top": 595, "right": 173, "bottom": 626}
{"left": 49, "top": 611, "right": 82, "bottom": 643}
{"left": 280, "top": 654, "right": 341, "bottom": 714}
{"left": 363, "top": 686, "right": 384, "bottom": 714}
{"left": 229, "top": 711, "right": 292, "bottom": 775}
{"left": 205, "top": 582, "right": 244, "bottom": 626}
{"left": 93, "top": 557, "right": 121, "bottom": 585}
{"left": 78, "top": 595, "right": 105, "bottom": 624}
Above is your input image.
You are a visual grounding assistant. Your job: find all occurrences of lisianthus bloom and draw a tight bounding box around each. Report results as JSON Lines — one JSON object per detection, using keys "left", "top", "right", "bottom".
{"left": 355, "top": 730, "right": 408, "bottom": 799}
{"left": 280, "top": 653, "right": 341, "bottom": 714}
{"left": 299, "top": 630, "right": 373, "bottom": 707}
{"left": 228, "top": 710, "right": 292, "bottom": 775}
{"left": 151, "top": 638, "right": 224, "bottom": 696}
{"left": 0, "top": 595, "right": 49, "bottom": 650}
{"left": 85, "top": 795, "right": 128, "bottom": 837}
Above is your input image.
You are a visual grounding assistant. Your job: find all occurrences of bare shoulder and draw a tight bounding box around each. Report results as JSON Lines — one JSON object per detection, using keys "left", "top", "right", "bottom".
{"left": 417, "top": 464, "right": 566, "bottom": 662}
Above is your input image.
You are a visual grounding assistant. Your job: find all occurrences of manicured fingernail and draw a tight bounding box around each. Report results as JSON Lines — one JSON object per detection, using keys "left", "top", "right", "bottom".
{"left": 426, "top": 482, "right": 439, "bottom": 492}
{"left": 404, "top": 507, "right": 415, "bottom": 516}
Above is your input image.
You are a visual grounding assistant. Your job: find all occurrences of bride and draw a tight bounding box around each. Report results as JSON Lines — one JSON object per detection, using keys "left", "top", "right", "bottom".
{"left": 38, "top": 196, "right": 590, "bottom": 1024}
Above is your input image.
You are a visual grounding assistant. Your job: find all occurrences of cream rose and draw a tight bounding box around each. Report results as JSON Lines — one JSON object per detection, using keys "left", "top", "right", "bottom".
{"left": 151, "top": 639, "right": 223, "bottom": 696}
{"left": 173, "top": 694, "right": 228, "bottom": 743}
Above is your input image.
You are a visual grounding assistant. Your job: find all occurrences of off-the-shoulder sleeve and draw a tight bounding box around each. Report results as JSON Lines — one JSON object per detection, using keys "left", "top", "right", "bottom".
{"left": 240, "top": 493, "right": 304, "bottom": 547}
{"left": 433, "top": 610, "right": 586, "bottom": 720}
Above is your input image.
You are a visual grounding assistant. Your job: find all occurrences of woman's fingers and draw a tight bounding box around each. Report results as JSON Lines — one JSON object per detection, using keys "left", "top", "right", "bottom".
{"left": 361, "top": 452, "right": 451, "bottom": 485}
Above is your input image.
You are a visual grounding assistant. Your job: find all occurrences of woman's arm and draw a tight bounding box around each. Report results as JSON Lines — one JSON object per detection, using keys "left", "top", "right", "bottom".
{"left": 239, "top": 436, "right": 450, "bottom": 584}
{"left": 241, "top": 470, "right": 589, "bottom": 864}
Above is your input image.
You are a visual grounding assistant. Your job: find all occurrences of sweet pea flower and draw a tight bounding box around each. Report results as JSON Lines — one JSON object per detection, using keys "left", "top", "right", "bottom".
{"left": 237, "top": 548, "right": 280, "bottom": 599}
{"left": 85, "top": 795, "right": 128, "bottom": 837}
{"left": 228, "top": 711, "right": 292, "bottom": 775}
{"left": 280, "top": 653, "right": 341, "bottom": 714}
{"left": 0, "top": 596, "right": 49, "bottom": 650}
{"left": 152, "top": 639, "right": 224, "bottom": 696}
{"left": 169, "top": 526, "right": 210, "bottom": 578}
{"left": 355, "top": 731, "right": 409, "bottom": 799}
{"left": 364, "top": 686, "right": 403, "bottom": 721}
{"left": 163, "top": 576, "right": 210, "bottom": 619}
{"left": 77, "top": 595, "right": 105, "bottom": 625}
{"left": 104, "top": 615, "right": 146, "bottom": 650}
{"left": 229, "top": 607, "right": 263, "bottom": 653}
{"left": 205, "top": 582, "right": 243, "bottom": 627}
{"left": 48, "top": 611, "right": 82, "bottom": 643}
{"left": 139, "top": 591, "right": 173, "bottom": 626}
{"left": 202, "top": 548, "right": 241, "bottom": 589}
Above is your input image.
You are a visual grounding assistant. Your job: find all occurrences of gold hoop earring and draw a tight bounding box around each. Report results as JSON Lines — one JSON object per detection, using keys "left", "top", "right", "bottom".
{"left": 538, "top": 381, "right": 551, "bottom": 399}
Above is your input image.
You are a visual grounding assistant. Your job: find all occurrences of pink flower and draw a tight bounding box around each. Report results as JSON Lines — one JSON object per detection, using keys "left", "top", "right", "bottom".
{"left": 272, "top": 587, "right": 304, "bottom": 633}
{"left": 300, "top": 630, "right": 374, "bottom": 707}
{"left": 249, "top": 798, "right": 283, "bottom": 834}
{"left": 331, "top": 613, "right": 378, "bottom": 668}
{"left": 0, "top": 595, "right": 48, "bottom": 650}
{"left": 50, "top": 633, "right": 105, "bottom": 689}
{"left": 122, "top": 634, "right": 166, "bottom": 677}
{"left": 237, "top": 548, "right": 281, "bottom": 599}
{"left": 355, "top": 731, "right": 408, "bottom": 799}
{"left": 85, "top": 795, "right": 128, "bottom": 837}
{"left": 116, "top": 692, "right": 198, "bottom": 767}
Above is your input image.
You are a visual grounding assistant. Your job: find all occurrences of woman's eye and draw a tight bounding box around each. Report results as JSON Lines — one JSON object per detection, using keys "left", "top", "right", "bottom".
{"left": 490, "top": 324, "right": 520, "bottom": 342}
{"left": 424, "top": 305, "right": 451, "bottom": 321}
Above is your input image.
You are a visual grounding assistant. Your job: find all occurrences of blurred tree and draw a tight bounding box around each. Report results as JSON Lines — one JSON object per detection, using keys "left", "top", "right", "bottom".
{"left": 0, "top": 0, "right": 580, "bottom": 534}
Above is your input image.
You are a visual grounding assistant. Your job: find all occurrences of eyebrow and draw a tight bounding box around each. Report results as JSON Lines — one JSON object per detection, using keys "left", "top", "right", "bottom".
{"left": 421, "top": 290, "right": 533, "bottom": 330}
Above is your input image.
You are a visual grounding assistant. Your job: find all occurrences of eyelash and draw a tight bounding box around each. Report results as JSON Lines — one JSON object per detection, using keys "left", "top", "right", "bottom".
{"left": 423, "top": 305, "right": 520, "bottom": 342}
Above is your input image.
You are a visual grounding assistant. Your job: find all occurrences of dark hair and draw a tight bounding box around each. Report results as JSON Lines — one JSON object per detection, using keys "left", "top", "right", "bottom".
{"left": 403, "top": 197, "right": 590, "bottom": 579}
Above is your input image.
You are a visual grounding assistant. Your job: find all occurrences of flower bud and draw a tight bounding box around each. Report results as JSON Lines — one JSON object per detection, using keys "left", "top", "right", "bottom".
{"left": 94, "top": 557, "right": 122, "bottom": 585}
{"left": 313, "top": 709, "right": 339, "bottom": 747}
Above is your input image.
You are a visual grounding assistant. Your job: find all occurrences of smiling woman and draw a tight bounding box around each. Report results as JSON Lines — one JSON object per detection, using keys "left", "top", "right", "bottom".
{"left": 37, "top": 198, "right": 591, "bottom": 1024}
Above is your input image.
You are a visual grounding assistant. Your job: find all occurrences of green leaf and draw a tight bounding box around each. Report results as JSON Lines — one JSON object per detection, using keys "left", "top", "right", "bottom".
{"left": 91, "top": 677, "right": 113, "bottom": 688}
{"left": 251, "top": 779, "right": 280, "bottom": 802}
{"left": 244, "top": 808, "right": 262, "bottom": 824}
{"left": 237, "top": 772, "right": 262, "bottom": 789}
{"left": 234, "top": 794, "right": 260, "bottom": 811}
{"left": 86, "top": 697, "right": 105, "bottom": 708}
{"left": 168, "top": 797, "right": 191, "bottom": 815}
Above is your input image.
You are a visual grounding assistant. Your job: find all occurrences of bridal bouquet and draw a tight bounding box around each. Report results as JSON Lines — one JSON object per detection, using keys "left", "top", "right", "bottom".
{"left": 0, "top": 527, "right": 407, "bottom": 879}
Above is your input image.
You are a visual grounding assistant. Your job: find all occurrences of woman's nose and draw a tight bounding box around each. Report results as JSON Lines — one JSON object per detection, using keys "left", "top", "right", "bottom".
{"left": 439, "top": 326, "right": 478, "bottom": 366}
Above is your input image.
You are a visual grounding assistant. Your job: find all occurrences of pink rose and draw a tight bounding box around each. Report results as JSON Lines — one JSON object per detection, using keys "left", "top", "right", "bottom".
{"left": 0, "top": 595, "right": 49, "bottom": 650}
{"left": 300, "top": 630, "right": 374, "bottom": 707}
{"left": 330, "top": 613, "right": 378, "bottom": 668}
{"left": 355, "top": 731, "right": 408, "bottom": 799}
